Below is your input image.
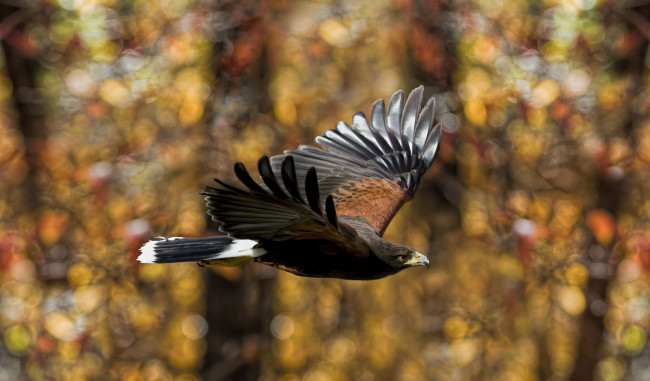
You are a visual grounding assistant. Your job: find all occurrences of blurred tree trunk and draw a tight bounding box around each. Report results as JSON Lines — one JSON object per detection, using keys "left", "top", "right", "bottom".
{"left": 570, "top": 3, "right": 649, "bottom": 379}
{"left": 0, "top": 4, "right": 45, "bottom": 217}
{"left": 201, "top": 267, "right": 274, "bottom": 380}
{"left": 570, "top": 177, "right": 624, "bottom": 381}
{"left": 201, "top": 1, "right": 272, "bottom": 379}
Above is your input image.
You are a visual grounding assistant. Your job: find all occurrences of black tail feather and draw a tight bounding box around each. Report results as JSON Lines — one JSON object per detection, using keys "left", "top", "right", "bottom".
{"left": 138, "top": 236, "right": 235, "bottom": 263}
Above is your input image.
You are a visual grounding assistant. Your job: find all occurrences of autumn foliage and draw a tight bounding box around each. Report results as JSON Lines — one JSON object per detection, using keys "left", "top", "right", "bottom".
{"left": 0, "top": 0, "right": 649, "bottom": 380}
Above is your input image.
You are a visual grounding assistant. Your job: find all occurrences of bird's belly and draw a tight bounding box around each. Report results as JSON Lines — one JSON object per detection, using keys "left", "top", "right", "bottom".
{"left": 255, "top": 242, "right": 397, "bottom": 280}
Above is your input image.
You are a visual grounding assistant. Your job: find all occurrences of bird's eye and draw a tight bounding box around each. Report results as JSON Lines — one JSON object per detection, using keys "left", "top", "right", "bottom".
{"left": 398, "top": 255, "right": 407, "bottom": 261}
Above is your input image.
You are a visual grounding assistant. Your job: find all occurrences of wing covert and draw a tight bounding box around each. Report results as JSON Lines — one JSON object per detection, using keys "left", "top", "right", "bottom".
{"left": 202, "top": 156, "right": 369, "bottom": 256}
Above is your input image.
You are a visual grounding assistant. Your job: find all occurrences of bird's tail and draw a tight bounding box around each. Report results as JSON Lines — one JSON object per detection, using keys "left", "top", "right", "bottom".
{"left": 137, "top": 236, "right": 266, "bottom": 266}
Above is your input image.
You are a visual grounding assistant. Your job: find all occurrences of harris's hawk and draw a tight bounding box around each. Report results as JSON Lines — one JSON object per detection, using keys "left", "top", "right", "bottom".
{"left": 139, "top": 86, "right": 444, "bottom": 280}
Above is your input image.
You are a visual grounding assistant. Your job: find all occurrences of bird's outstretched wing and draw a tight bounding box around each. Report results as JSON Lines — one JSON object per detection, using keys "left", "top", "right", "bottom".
{"left": 270, "top": 86, "right": 442, "bottom": 234}
{"left": 202, "top": 156, "right": 370, "bottom": 257}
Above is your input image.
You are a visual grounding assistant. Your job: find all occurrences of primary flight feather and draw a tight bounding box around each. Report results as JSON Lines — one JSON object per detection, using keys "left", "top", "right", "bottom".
{"left": 139, "top": 86, "right": 443, "bottom": 280}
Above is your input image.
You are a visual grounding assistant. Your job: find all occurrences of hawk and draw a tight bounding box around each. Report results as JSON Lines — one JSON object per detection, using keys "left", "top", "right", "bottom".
{"left": 139, "top": 86, "right": 444, "bottom": 280}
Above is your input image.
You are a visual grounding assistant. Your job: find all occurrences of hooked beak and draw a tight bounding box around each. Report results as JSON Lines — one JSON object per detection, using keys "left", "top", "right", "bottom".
{"left": 406, "top": 251, "right": 430, "bottom": 269}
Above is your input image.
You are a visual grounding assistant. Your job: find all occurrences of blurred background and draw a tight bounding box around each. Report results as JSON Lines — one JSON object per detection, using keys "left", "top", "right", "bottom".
{"left": 1, "top": 0, "right": 649, "bottom": 380}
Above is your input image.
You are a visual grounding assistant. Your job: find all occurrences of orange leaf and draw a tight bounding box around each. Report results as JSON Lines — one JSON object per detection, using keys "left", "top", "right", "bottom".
{"left": 38, "top": 210, "right": 70, "bottom": 245}
{"left": 586, "top": 209, "right": 615, "bottom": 245}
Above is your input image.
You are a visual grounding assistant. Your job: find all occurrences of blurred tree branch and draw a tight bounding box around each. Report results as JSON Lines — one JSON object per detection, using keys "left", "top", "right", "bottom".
{"left": 616, "top": 1, "right": 650, "bottom": 40}
{"left": 0, "top": 7, "right": 36, "bottom": 40}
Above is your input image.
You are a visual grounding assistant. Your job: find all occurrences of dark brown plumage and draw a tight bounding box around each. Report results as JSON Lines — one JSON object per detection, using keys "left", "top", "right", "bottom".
{"left": 139, "top": 86, "right": 443, "bottom": 280}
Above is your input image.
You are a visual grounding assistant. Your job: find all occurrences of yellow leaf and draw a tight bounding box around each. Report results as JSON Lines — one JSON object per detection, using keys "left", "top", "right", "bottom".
{"left": 620, "top": 324, "right": 646, "bottom": 355}
{"left": 275, "top": 99, "right": 297, "bottom": 126}
{"left": 449, "top": 338, "right": 477, "bottom": 366}
{"left": 74, "top": 285, "right": 103, "bottom": 314}
{"left": 98, "top": 79, "right": 131, "bottom": 107}
{"left": 174, "top": 68, "right": 204, "bottom": 97}
{"left": 179, "top": 97, "right": 204, "bottom": 125}
{"left": 530, "top": 79, "right": 560, "bottom": 107}
{"left": 68, "top": 262, "right": 93, "bottom": 286}
{"left": 45, "top": 312, "right": 78, "bottom": 341}
{"left": 464, "top": 99, "right": 487, "bottom": 126}
{"left": 4, "top": 325, "right": 32, "bottom": 355}
{"left": 443, "top": 316, "right": 468, "bottom": 339}
{"left": 318, "top": 19, "right": 350, "bottom": 47}
{"left": 556, "top": 285, "right": 586, "bottom": 315}
{"left": 565, "top": 262, "right": 589, "bottom": 287}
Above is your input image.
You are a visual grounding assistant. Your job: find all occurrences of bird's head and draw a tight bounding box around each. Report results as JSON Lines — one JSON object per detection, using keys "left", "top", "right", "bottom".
{"left": 374, "top": 241, "right": 430, "bottom": 271}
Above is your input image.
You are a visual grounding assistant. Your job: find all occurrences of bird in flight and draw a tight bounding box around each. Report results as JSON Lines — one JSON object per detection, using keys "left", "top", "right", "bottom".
{"left": 139, "top": 86, "right": 443, "bottom": 280}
